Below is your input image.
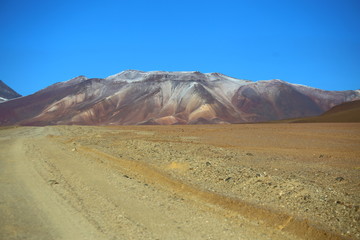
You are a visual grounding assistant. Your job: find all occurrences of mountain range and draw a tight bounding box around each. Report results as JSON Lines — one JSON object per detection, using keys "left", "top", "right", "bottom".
{"left": 0, "top": 70, "right": 359, "bottom": 126}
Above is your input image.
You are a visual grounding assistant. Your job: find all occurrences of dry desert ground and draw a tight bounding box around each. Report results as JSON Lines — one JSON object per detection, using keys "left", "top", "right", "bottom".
{"left": 0, "top": 123, "right": 359, "bottom": 240}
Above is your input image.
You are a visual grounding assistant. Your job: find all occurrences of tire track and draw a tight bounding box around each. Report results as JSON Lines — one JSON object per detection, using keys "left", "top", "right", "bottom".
{"left": 78, "top": 145, "right": 348, "bottom": 240}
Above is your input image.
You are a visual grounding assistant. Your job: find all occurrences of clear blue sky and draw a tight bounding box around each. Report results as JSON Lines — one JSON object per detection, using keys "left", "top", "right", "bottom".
{"left": 1, "top": 0, "right": 359, "bottom": 96}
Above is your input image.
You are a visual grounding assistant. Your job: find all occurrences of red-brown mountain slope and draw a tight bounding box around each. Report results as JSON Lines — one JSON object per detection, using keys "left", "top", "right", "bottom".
{"left": 0, "top": 70, "right": 359, "bottom": 125}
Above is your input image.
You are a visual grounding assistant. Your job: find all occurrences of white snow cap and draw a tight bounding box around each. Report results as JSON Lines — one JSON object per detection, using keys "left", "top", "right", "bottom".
{"left": 105, "top": 70, "right": 147, "bottom": 82}
{"left": 105, "top": 70, "right": 251, "bottom": 83}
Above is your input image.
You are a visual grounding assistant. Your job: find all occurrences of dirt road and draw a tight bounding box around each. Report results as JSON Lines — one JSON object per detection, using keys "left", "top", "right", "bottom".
{"left": 0, "top": 124, "right": 359, "bottom": 240}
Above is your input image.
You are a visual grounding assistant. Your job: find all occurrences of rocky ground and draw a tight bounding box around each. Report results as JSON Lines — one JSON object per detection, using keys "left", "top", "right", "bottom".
{"left": 0, "top": 123, "right": 359, "bottom": 240}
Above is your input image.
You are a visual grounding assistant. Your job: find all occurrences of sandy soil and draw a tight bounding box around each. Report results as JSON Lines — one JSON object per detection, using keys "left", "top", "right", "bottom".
{"left": 0, "top": 123, "right": 359, "bottom": 240}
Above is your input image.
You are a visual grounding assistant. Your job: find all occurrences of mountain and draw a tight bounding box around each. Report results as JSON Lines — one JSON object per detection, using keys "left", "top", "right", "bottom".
{"left": 0, "top": 80, "right": 21, "bottom": 102}
{"left": 0, "top": 70, "right": 359, "bottom": 126}
{"left": 284, "top": 100, "right": 360, "bottom": 123}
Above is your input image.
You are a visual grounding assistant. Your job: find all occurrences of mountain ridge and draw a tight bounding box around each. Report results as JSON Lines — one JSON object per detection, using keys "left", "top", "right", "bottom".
{"left": 282, "top": 99, "right": 360, "bottom": 123}
{"left": 0, "top": 70, "right": 359, "bottom": 125}
{"left": 0, "top": 80, "right": 22, "bottom": 102}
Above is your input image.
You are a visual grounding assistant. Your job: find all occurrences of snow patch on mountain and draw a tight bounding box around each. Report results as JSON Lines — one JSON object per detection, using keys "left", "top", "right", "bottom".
{"left": 105, "top": 70, "right": 146, "bottom": 82}
{"left": 105, "top": 70, "right": 252, "bottom": 85}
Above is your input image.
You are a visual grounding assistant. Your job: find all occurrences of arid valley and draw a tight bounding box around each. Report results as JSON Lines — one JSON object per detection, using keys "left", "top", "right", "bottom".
{"left": 1, "top": 123, "right": 359, "bottom": 240}
{"left": 2, "top": 0, "right": 360, "bottom": 239}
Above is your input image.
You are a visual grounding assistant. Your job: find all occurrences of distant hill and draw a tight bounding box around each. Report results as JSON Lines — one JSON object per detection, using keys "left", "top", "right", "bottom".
{"left": 0, "top": 80, "right": 21, "bottom": 102}
{"left": 283, "top": 100, "right": 360, "bottom": 123}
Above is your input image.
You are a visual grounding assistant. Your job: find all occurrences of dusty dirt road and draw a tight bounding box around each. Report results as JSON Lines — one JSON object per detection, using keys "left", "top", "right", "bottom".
{"left": 0, "top": 123, "right": 359, "bottom": 240}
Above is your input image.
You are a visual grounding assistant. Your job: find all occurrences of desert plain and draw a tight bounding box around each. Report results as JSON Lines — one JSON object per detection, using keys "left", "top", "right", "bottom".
{"left": 0, "top": 123, "right": 359, "bottom": 240}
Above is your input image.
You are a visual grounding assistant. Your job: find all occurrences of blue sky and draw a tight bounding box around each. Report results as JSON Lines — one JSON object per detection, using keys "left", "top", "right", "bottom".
{"left": 1, "top": 0, "right": 359, "bottom": 95}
